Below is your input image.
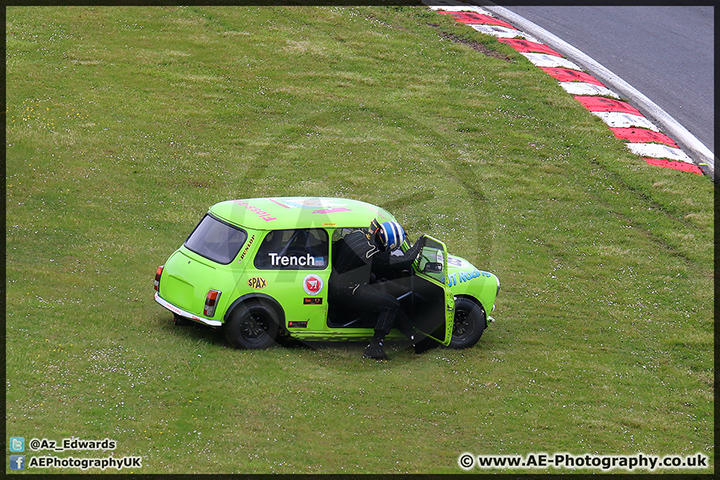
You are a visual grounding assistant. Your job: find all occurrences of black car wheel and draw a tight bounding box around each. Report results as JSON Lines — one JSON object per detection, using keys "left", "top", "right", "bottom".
{"left": 224, "top": 300, "right": 280, "bottom": 349}
{"left": 448, "top": 297, "right": 486, "bottom": 349}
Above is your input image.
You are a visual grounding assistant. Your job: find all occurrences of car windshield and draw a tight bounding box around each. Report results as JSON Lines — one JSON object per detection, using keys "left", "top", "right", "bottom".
{"left": 184, "top": 214, "right": 247, "bottom": 264}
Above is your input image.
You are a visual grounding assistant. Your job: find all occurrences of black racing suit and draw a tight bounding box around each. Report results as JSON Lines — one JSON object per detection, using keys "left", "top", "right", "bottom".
{"left": 329, "top": 230, "right": 424, "bottom": 336}
{"left": 371, "top": 235, "right": 424, "bottom": 281}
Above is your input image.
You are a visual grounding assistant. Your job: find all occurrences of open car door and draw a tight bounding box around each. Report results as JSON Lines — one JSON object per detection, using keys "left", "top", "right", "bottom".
{"left": 409, "top": 235, "right": 454, "bottom": 346}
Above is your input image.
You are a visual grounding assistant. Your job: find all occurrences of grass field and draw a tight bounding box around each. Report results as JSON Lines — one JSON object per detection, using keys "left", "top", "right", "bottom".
{"left": 5, "top": 6, "right": 714, "bottom": 474}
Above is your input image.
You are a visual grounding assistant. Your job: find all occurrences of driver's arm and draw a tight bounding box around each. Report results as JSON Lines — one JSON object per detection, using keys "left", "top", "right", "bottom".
{"left": 376, "top": 234, "right": 426, "bottom": 270}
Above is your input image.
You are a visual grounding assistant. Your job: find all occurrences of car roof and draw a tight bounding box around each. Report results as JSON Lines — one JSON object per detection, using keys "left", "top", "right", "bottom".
{"left": 209, "top": 197, "right": 397, "bottom": 231}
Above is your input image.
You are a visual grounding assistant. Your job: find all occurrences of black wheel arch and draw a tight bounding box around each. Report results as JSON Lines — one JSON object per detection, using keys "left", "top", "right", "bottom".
{"left": 224, "top": 293, "right": 287, "bottom": 334}
{"left": 447, "top": 295, "right": 488, "bottom": 350}
{"left": 454, "top": 294, "right": 488, "bottom": 329}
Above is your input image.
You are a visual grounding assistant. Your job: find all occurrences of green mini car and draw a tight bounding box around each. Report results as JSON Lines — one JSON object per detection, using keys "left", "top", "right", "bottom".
{"left": 154, "top": 197, "right": 500, "bottom": 350}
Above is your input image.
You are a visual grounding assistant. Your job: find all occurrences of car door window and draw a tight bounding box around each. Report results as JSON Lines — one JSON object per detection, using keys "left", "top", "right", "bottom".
{"left": 414, "top": 237, "right": 448, "bottom": 284}
{"left": 254, "top": 229, "right": 329, "bottom": 270}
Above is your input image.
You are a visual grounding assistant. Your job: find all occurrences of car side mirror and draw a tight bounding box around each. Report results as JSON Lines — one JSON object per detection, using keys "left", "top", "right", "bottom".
{"left": 423, "top": 262, "right": 443, "bottom": 274}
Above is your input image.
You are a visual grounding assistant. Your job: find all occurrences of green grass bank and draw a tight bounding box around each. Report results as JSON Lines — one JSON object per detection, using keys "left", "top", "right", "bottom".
{"left": 6, "top": 6, "right": 713, "bottom": 474}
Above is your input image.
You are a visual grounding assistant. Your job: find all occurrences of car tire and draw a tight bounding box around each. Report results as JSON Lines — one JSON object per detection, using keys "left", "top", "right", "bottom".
{"left": 224, "top": 300, "right": 280, "bottom": 349}
{"left": 448, "top": 297, "right": 486, "bottom": 349}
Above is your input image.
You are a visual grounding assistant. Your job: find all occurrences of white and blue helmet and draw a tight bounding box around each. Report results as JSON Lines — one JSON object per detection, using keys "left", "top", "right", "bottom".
{"left": 377, "top": 220, "right": 405, "bottom": 252}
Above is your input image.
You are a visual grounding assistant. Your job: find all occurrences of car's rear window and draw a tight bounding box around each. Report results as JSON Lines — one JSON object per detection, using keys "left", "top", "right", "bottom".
{"left": 184, "top": 214, "right": 247, "bottom": 265}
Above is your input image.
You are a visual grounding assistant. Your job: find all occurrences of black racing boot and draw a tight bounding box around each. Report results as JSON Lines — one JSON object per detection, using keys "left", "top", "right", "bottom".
{"left": 363, "top": 333, "right": 389, "bottom": 360}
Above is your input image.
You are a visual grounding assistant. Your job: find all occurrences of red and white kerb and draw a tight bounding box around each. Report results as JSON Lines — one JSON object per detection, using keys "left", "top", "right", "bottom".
{"left": 429, "top": 2, "right": 705, "bottom": 175}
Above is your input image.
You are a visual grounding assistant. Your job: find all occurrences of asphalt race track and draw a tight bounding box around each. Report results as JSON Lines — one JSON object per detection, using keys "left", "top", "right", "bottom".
{"left": 428, "top": 1, "right": 715, "bottom": 176}
{"left": 501, "top": 6, "right": 714, "bottom": 154}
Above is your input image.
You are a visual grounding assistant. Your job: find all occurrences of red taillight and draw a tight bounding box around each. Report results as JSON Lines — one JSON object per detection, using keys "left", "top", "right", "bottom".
{"left": 154, "top": 266, "right": 164, "bottom": 291}
{"left": 204, "top": 289, "right": 222, "bottom": 317}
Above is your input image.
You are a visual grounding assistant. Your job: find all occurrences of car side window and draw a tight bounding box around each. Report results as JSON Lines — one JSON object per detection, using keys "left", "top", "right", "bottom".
{"left": 254, "top": 229, "right": 329, "bottom": 270}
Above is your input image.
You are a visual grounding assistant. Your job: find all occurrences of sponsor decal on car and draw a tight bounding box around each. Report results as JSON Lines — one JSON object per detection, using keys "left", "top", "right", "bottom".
{"left": 303, "top": 274, "right": 324, "bottom": 296}
{"left": 446, "top": 269, "right": 493, "bottom": 287}
{"left": 236, "top": 200, "right": 277, "bottom": 222}
{"left": 437, "top": 252, "right": 471, "bottom": 268}
{"left": 248, "top": 277, "right": 268, "bottom": 289}
{"left": 237, "top": 234, "right": 255, "bottom": 264}
{"left": 268, "top": 253, "right": 325, "bottom": 267}
{"left": 272, "top": 198, "right": 353, "bottom": 214}
{"left": 448, "top": 255, "right": 469, "bottom": 268}
{"left": 312, "top": 207, "right": 352, "bottom": 214}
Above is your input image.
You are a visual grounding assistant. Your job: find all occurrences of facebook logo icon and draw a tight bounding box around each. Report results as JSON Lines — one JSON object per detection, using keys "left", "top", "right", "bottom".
{"left": 10, "top": 455, "right": 25, "bottom": 470}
